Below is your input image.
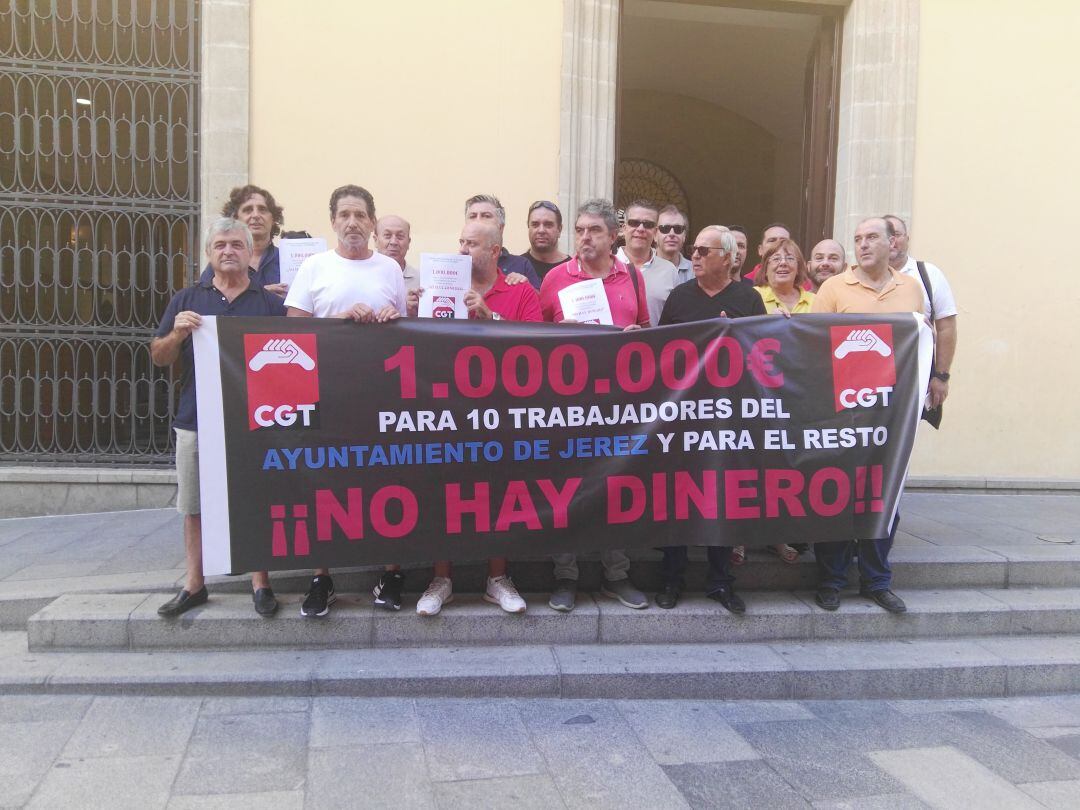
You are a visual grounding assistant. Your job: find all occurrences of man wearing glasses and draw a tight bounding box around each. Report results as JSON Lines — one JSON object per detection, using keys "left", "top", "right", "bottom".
{"left": 520, "top": 200, "right": 570, "bottom": 282}
{"left": 655, "top": 225, "right": 767, "bottom": 613}
{"left": 615, "top": 199, "right": 680, "bottom": 326}
{"left": 656, "top": 205, "right": 694, "bottom": 285}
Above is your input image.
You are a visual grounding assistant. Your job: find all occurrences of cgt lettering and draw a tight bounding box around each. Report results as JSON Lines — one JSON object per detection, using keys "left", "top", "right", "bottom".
{"left": 839, "top": 386, "right": 893, "bottom": 409}
{"left": 254, "top": 403, "right": 316, "bottom": 428}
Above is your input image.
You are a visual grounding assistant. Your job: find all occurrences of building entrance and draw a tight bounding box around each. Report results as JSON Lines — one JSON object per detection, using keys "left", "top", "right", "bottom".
{"left": 615, "top": 0, "right": 841, "bottom": 252}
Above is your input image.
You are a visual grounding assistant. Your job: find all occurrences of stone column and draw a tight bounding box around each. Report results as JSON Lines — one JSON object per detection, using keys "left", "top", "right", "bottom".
{"left": 558, "top": 0, "right": 619, "bottom": 252}
{"left": 832, "top": 0, "right": 919, "bottom": 246}
{"left": 199, "top": 0, "right": 250, "bottom": 243}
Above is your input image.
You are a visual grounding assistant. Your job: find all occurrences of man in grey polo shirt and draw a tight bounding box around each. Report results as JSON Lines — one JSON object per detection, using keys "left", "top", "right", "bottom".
{"left": 616, "top": 198, "right": 679, "bottom": 326}
{"left": 152, "top": 219, "right": 286, "bottom": 618}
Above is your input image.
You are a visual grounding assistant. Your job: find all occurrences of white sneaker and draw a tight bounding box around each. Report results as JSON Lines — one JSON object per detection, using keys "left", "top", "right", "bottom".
{"left": 484, "top": 575, "right": 527, "bottom": 614}
{"left": 416, "top": 577, "right": 453, "bottom": 616}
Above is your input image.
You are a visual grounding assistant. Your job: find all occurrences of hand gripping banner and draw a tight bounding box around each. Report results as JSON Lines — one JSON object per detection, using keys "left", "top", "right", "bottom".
{"left": 193, "top": 314, "right": 933, "bottom": 575}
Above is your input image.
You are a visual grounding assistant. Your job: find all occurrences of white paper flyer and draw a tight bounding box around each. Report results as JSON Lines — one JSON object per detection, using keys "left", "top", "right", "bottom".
{"left": 419, "top": 253, "right": 472, "bottom": 319}
{"left": 557, "top": 277, "right": 613, "bottom": 325}
{"left": 278, "top": 238, "right": 327, "bottom": 286}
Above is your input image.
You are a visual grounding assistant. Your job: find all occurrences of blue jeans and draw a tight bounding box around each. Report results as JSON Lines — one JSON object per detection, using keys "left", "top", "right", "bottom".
{"left": 660, "top": 545, "right": 734, "bottom": 593}
{"left": 814, "top": 513, "right": 899, "bottom": 592}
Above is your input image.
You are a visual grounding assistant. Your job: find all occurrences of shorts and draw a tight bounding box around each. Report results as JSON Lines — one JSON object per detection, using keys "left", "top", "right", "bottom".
{"left": 174, "top": 427, "right": 201, "bottom": 515}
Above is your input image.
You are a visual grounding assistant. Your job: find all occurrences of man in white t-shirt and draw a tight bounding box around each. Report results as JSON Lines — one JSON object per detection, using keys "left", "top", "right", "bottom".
{"left": 884, "top": 214, "right": 958, "bottom": 409}
{"left": 285, "top": 185, "right": 406, "bottom": 321}
{"left": 284, "top": 184, "right": 405, "bottom": 618}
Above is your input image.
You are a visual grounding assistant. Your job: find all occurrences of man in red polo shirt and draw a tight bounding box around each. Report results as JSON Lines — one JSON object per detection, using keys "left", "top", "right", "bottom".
{"left": 406, "top": 220, "right": 540, "bottom": 615}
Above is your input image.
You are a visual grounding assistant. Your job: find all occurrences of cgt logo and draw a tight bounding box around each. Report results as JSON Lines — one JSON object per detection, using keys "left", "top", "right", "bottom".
{"left": 244, "top": 335, "right": 320, "bottom": 430}
{"left": 830, "top": 326, "right": 895, "bottom": 412}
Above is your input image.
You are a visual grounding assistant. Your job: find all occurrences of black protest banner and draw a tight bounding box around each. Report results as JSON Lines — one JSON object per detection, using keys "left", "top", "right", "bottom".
{"left": 193, "top": 313, "right": 932, "bottom": 575}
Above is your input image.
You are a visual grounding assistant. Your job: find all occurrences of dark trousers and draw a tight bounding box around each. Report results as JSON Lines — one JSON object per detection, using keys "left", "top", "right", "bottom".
{"left": 814, "top": 513, "right": 900, "bottom": 592}
{"left": 661, "top": 545, "right": 734, "bottom": 593}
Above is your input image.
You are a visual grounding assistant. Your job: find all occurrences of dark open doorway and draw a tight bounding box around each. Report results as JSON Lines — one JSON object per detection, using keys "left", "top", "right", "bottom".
{"left": 615, "top": 0, "right": 841, "bottom": 252}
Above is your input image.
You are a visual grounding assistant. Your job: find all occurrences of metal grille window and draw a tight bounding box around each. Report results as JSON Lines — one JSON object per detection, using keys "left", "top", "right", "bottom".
{"left": 0, "top": 0, "right": 199, "bottom": 464}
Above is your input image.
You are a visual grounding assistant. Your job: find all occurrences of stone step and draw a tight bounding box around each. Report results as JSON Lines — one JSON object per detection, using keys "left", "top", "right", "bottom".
{"left": 27, "top": 587, "right": 1080, "bottom": 652}
{"left": 4, "top": 544, "right": 1078, "bottom": 633}
{"left": 202, "top": 544, "right": 1080, "bottom": 595}
{"left": 4, "top": 629, "right": 1078, "bottom": 700}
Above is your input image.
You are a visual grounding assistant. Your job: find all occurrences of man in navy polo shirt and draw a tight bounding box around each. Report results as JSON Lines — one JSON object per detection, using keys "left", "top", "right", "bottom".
{"left": 152, "top": 218, "right": 286, "bottom": 618}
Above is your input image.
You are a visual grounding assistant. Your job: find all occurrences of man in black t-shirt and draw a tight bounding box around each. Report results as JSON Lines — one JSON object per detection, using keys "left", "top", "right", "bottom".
{"left": 657, "top": 225, "right": 766, "bottom": 614}
{"left": 519, "top": 200, "right": 570, "bottom": 282}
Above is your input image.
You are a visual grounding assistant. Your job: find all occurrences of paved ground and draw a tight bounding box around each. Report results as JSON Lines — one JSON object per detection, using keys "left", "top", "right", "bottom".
{"left": 3, "top": 693, "right": 1080, "bottom": 808}
{"left": 0, "top": 493, "right": 1077, "bottom": 592}
{"left": 1, "top": 493, "right": 1078, "bottom": 808}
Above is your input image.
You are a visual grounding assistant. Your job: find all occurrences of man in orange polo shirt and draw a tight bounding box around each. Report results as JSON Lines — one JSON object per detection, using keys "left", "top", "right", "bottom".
{"left": 811, "top": 216, "right": 924, "bottom": 614}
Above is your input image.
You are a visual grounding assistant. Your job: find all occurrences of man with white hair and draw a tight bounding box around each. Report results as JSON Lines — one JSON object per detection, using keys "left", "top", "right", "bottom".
{"left": 655, "top": 225, "right": 767, "bottom": 613}
{"left": 152, "top": 218, "right": 286, "bottom": 617}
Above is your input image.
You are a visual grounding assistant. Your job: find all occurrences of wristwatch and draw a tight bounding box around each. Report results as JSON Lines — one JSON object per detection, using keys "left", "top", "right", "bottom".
{"left": 491, "top": 312, "right": 502, "bottom": 320}
{"left": 931, "top": 371, "right": 950, "bottom": 382}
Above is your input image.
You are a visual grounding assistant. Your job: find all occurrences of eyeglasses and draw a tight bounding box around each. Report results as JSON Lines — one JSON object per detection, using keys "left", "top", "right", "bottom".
{"left": 691, "top": 245, "right": 724, "bottom": 257}
{"left": 626, "top": 218, "right": 657, "bottom": 230}
{"left": 767, "top": 254, "right": 797, "bottom": 265}
{"left": 658, "top": 224, "right": 686, "bottom": 235}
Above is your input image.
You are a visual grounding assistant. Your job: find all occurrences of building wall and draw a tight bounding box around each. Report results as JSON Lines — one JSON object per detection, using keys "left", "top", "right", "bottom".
{"left": 247, "top": 0, "right": 1080, "bottom": 482}
{"left": 905, "top": 0, "right": 1080, "bottom": 478}
{"left": 248, "top": 0, "right": 564, "bottom": 258}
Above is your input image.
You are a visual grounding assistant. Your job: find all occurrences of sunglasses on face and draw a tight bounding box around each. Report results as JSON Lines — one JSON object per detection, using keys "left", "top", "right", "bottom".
{"left": 658, "top": 224, "right": 686, "bottom": 235}
{"left": 691, "top": 245, "right": 723, "bottom": 257}
{"left": 626, "top": 218, "right": 657, "bottom": 230}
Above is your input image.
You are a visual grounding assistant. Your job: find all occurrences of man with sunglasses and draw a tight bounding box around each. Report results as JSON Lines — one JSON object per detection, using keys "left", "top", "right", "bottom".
{"left": 656, "top": 205, "right": 694, "bottom": 285}
{"left": 615, "top": 199, "right": 679, "bottom": 326}
{"left": 520, "top": 200, "right": 570, "bottom": 282}
{"left": 655, "top": 226, "right": 767, "bottom": 613}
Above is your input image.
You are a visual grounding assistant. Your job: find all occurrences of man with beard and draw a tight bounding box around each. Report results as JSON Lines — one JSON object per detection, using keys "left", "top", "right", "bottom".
{"left": 807, "top": 238, "right": 847, "bottom": 292}
{"left": 519, "top": 200, "right": 570, "bottom": 282}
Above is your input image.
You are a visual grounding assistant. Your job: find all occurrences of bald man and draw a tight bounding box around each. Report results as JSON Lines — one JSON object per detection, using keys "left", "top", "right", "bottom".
{"left": 807, "top": 239, "right": 846, "bottom": 292}
{"left": 375, "top": 214, "right": 420, "bottom": 292}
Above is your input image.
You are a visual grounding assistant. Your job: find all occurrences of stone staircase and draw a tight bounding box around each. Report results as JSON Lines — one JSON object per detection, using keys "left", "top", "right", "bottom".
{"left": 5, "top": 544, "right": 1080, "bottom": 699}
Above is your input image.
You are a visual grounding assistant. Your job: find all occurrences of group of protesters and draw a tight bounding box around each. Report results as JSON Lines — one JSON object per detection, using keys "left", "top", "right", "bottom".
{"left": 152, "top": 182, "right": 957, "bottom": 622}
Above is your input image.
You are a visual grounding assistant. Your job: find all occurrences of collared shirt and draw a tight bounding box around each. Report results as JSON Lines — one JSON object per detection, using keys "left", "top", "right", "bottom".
{"left": 538, "top": 256, "right": 650, "bottom": 328}
{"left": 811, "top": 267, "right": 925, "bottom": 315}
{"left": 498, "top": 248, "right": 541, "bottom": 289}
{"left": 757, "top": 285, "right": 815, "bottom": 314}
{"left": 896, "top": 255, "right": 957, "bottom": 320}
{"left": 156, "top": 280, "right": 287, "bottom": 431}
{"left": 616, "top": 247, "right": 679, "bottom": 326}
{"left": 674, "top": 254, "right": 693, "bottom": 286}
{"left": 402, "top": 262, "right": 421, "bottom": 292}
{"left": 479, "top": 273, "right": 543, "bottom": 322}
{"left": 199, "top": 242, "right": 280, "bottom": 288}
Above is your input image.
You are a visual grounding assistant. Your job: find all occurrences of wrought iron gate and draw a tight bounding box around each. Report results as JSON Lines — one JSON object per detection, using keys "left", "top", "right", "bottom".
{"left": 0, "top": 0, "right": 200, "bottom": 464}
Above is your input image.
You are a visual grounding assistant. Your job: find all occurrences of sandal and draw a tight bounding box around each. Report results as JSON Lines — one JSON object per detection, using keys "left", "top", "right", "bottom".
{"left": 732, "top": 546, "right": 746, "bottom": 566}
{"left": 768, "top": 544, "right": 800, "bottom": 564}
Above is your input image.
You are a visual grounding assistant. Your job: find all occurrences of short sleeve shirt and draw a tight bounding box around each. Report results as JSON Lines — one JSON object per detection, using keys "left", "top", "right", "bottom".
{"left": 156, "top": 280, "right": 286, "bottom": 430}
{"left": 811, "top": 268, "right": 925, "bottom": 315}
{"left": 659, "top": 279, "right": 768, "bottom": 325}
{"left": 756, "top": 285, "right": 815, "bottom": 314}
{"left": 538, "top": 257, "right": 650, "bottom": 328}
{"left": 284, "top": 249, "right": 407, "bottom": 318}
{"left": 617, "top": 247, "right": 679, "bottom": 327}
{"left": 481, "top": 273, "right": 543, "bottom": 322}
{"left": 898, "top": 256, "right": 957, "bottom": 320}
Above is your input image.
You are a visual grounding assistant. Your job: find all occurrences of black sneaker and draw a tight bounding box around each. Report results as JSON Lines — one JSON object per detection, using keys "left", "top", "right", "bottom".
{"left": 300, "top": 575, "right": 336, "bottom": 617}
{"left": 373, "top": 571, "right": 405, "bottom": 611}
